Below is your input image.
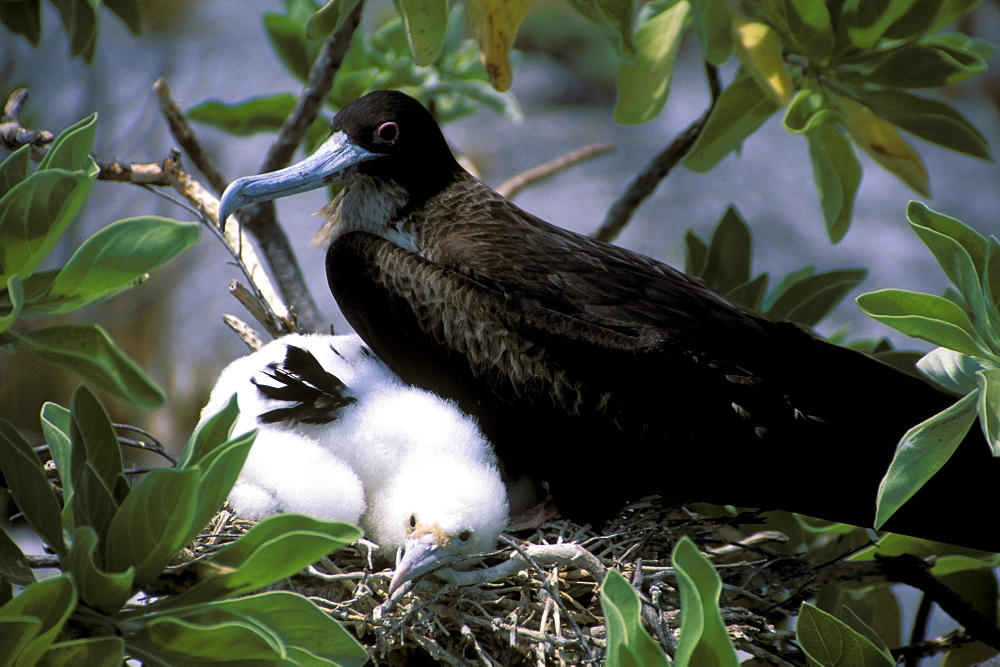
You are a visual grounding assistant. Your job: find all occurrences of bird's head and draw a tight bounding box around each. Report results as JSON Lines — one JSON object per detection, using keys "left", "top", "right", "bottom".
{"left": 377, "top": 458, "right": 509, "bottom": 595}
{"left": 219, "top": 90, "right": 459, "bottom": 229}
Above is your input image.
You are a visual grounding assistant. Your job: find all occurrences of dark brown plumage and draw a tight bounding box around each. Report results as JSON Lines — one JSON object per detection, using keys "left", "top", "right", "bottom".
{"left": 221, "top": 90, "right": 1000, "bottom": 551}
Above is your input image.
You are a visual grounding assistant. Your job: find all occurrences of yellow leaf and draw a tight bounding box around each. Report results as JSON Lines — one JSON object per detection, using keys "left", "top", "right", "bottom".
{"left": 464, "top": 0, "right": 532, "bottom": 91}
{"left": 836, "top": 94, "right": 930, "bottom": 197}
{"left": 733, "top": 17, "right": 793, "bottom": 106}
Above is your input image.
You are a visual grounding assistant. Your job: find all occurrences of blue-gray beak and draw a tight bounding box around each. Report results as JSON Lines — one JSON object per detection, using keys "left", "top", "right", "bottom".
{"left": 388, "top": 532, "right": 463, "bottom": 595}
{"left": 218, "top": 131, "right": 379, "bottom": 230}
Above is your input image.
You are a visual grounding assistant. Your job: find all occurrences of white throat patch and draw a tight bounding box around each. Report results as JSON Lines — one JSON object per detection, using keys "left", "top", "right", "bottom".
{"left": 326, "top": 176, "right": 416, "bottom": 252}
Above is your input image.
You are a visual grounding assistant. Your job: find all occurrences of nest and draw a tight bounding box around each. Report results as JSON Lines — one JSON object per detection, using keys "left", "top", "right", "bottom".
{"left": 185, "top": 500, "right": 832, "bottom": 665}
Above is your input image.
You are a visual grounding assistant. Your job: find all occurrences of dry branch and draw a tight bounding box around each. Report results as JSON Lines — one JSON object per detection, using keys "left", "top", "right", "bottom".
{"left": 496, "top": 143, "right": 615, "bottom": 200}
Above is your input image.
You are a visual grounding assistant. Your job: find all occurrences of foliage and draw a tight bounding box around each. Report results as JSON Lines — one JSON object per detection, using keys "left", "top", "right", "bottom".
{"left": 0, "top": 115, "right": 199, "bottom": 409}
{"left": 856, "top": 203, "right": 1000, "bottom": 528}
{"left": 0, "top": 390, "right": 367, "bottom": 665}
{"left": 601, "top": 568, "right": 671, "bottom": 666}
{"left": 0, "top": 0, "right": 142, "bottom": 64}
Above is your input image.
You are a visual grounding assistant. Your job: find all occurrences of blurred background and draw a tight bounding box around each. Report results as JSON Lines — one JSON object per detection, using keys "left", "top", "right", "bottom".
{"left": 1, "top": 0, "right": 998, "bottom": 448}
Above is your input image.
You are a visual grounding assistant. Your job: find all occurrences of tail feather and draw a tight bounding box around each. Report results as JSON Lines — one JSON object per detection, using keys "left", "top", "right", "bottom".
{"left": 254, "top": 344, "right": 356, "bottom": 425}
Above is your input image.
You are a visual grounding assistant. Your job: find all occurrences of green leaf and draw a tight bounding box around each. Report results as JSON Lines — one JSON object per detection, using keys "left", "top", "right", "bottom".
{"left": 0, "top": 169, "right": 95, "bottom": 286}
{"left": 601, "top": 569, "right": 670, "bottom": 667}
{"left": 614, "top": 0, "right": 689, "bottom": 125}
{"left": 747, "top": 0, "right": 833, "bottom": 63}
{"left": 864, "top": 44, "right": 987, "bottom": 88}
{"left": 0, "top": 324, "right": 164, "bottom": 409}
{"left": 975, "top": 368, "right": 1000, "bottom": 456}
{"left": 850, "top": 86, "right": 992, "bottom": 161}
{"left": 62, "top": 526, "right": 134, "bottom": 614}
{"left": 906, "top": 201, "right": 985, "bottom": 316}
{"left": 0, "top": 524, "right": 36, "bottom": 587}
{"left": 684, "top": 230, "right": 709, "bottom": 277}
{"left": 38, "top": 636, "right": 125, "bottom": 667}
{"left": 766, "top": 268, "right": 867, "bottom": 327}
{"left": 103, "top": 467, "right": 200, "bottom": 587}
{"left": 264, "top": 12, "right": 318, "bottom": 82}
{"left": 807, "top": 122, "right": 861, "bottom": 243}
{"left": 566, "top": 0, "right": 637, "bottom": 64}
{"left": 856, "top": 289, "right": 988, "bottom": 357}
{"left": 874, "top": 391, "right": 978, "bottom": 528}
{"left": 840, "top": 0, "right": 918, "bottom": 49}
{"left": 880, "top": 0, "right": 942, "bottom": 41}
{"left": 177, "top": 395, "right": 241, "bottom": 469}
{"left": 672, "top": 536, "right": 739, "bottom": 667}
{"left": 49, "top": 0, "right": 99, "bottom": 63}
{"left": 103, "top": 0, "right": 142, "bottom": 34}
{"left": 126, "top": 591, "right": 369, "bottom": 665}
{"left": 38, "top": 113, "right": 98, "bottom": 177}
{"left": 838, "top": 605, "right": 893, "bottom": 657}
{"left": 150, "top": 514, "right": 362, "bottom": 611}
{"left": 69, "top": 385, "right": 126, "bottom": 506}
{"left": 0, "top": 617, "right": 43, "bottom": 666}
{"left": 916, "top": 347, "right": 985, "bottom": 394}
{"left": 187, "top": 95, "right": 298, "bottom": 137}
{"left": 394, "top": 0, "right": 448, "bottom": 66}
{"left": 727, "top": 273, "right": 769, "bottom": 310}
{"left": 105, "top": 431, "right": 253, "bottom": 586}
{"left": 701, "top": 206, "right": 752, "bottom": 294}
{"left": 31, "top": 216, "right": 200, "bottom": 315}
{"left": 40, "top": 403, "right": 74, "bottom": 511}
{"left": 0, "top": 145, "right": 32, "bottom": 199}
{"left": 306, "top": 0, "right": 361, "bottom": 40}
{"left": 0, "top": 575, "right": 77, "bottom": 666}
{"left": 690, "top": 0, "right": 733, "bottom": 65}
{"left": 683, "top": 73, "right": 781, "bottom": 173}
{"left": 797, "top": 602, "right": 894, "bottom": 665}
{"left": 0, "top": 0, "right": 42, "bottom": 46}
{"left": 0, "top": 274, "right": 24, "bottom": 333}
{"left": 0, "top": 418, "right": 66, "bottom": 554}
{"left": 851, "top": 532, "right": 1000, "bottom": 575}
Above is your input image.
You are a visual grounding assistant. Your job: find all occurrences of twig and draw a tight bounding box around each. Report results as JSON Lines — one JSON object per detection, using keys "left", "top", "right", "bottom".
{"left": 496, "top": 143, "right": 615, "bottom": 199}
{"left": 153, "top": 78, "right": 229, "bottom": 195}
{"left": 26, "top": 554, "right": 60, "bottom": 568}
{"left": 892, "top": 629, "right": 977, "bottom": 662}
{"left": 222, "top": 314, "right": 265, "bottom": 352}
{"left": 594, "top": 62, "right": 721, "bottom": 243}
{"left": 0, "top": 89, "right": 53, "bottom": 152}
{"left": 905, "top": 593, "right": 933, "bottom": 667}
{"left": 114, "top": 423, "right": 178, "bottom": 465}
{"left": 436, "top": 542, "right": 608, "bottom": 589}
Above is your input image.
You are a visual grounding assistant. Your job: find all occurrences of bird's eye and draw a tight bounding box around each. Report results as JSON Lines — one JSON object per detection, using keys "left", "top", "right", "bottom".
{"left": 407, "top": 514, "right": 417, "bottom": 530}
{"left": 457, "top": 529, "right": 472, "bottom": 543}
{"left": 373, "top": 122, "right": 399, "bottom": 145}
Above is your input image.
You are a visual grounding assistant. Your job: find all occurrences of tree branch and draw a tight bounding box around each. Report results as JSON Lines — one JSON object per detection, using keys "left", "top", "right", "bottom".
{"left": 153, "top": 78, "right": 229, "bottom": 195}
{"left": 496, "top": 142, "right": 615, "bottom": 200}
{"left": 0, "top": 89, "right": 53, "bottom": 153}
{"left": 237, "top": 2, "right": 366, "bottom": 334}
{"left": 593, "top": 62, "right": 721, "bottom": 243}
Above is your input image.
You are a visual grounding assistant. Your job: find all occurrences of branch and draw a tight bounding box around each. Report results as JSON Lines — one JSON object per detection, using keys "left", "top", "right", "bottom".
{"left": 496, "top": 142, "right": 615, "bottom": 200}
{"left": 435, "top": 542, "right": 608, "bottom": 588}
{"left": 593, "top": 63, "right": 721, "bottom": 243}
{"left": 261, "top": 0, "right": 365, "bottom": 174}
{"left": 237, "top": 3, "right": 365, "bottom": 334}
{"left": 153, "top": 78, "right": 229, "bottom": 195}
{"left": 0, "top": 89, "right": 53, "bottom": 153}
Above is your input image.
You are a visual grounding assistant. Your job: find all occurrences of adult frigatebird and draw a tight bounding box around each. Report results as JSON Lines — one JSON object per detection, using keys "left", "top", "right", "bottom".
{"left": 220, "top": 90, "right": 1000, "bottom": 552}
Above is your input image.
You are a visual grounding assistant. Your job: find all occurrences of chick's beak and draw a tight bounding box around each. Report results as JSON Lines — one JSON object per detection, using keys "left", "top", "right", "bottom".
{"left": 388, "top": 531, "right": 462, "bottom": 595}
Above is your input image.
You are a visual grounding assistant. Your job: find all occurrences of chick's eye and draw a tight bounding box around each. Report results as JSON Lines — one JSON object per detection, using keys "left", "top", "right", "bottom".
{"left": 457, "top": 530, "right": 472, "bottom": 543}
{"left": 374, "top": 122, "right": 399, "bottom": 145}
{"left": 407, "top": 514, "right": 417, "bottom": 530}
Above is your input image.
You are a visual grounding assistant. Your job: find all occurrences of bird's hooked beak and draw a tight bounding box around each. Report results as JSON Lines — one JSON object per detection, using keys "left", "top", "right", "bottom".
{"left": 218, "top": 131, "right": 379, "bottom": 230}
{"left": 388, "top": 531, "right": 463, "bottom": 595}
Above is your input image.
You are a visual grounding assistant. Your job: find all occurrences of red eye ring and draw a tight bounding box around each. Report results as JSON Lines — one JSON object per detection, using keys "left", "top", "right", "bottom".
{"left": 374, "top": 122, "right": 399, "bottom": 145}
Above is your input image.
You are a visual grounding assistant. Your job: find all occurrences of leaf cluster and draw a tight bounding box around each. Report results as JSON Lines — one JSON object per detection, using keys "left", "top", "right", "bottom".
{"left": 0, "top": 390, "right": 367, "bottom": 665}
{"left": 0, "top": 116, "right": 199, "bottom": 409}
{"left": 853, "top": 203, "right": 1000, "bottom": 529}
{"left": 188, "top": 0, "right": 520, "bottom": 156}
{"left": 0, "top": 0, "right": 142, "bottom": 64}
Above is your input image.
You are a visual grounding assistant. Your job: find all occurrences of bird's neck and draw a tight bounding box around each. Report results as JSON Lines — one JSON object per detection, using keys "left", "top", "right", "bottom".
{"left": 322, "top": 175, "right": 418, "bottom": 252}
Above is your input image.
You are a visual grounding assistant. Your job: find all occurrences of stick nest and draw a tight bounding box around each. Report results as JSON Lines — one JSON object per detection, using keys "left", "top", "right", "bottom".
{"left": 186, "top": 500, "right": 826, "bottom": 665}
